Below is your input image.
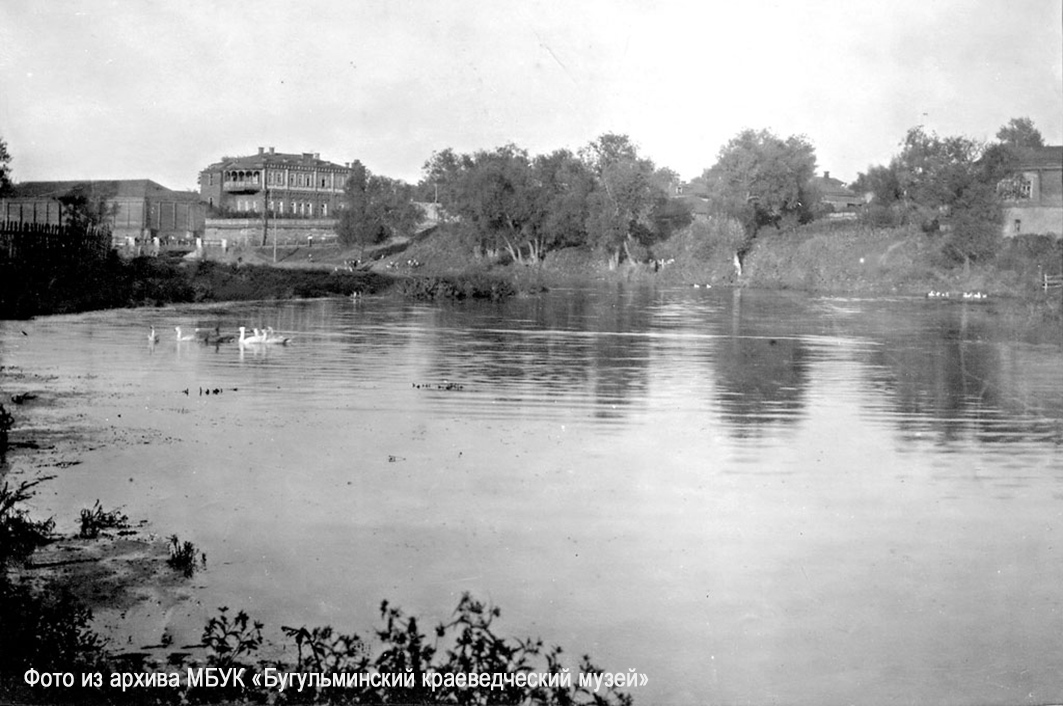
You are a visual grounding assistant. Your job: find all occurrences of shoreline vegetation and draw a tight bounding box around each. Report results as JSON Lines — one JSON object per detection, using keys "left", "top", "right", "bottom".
{"left": 2, "top": 216, "right": 1060, "bottom": 321}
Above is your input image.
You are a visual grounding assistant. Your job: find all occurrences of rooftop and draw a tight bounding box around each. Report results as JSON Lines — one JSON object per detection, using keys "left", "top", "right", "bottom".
{"left": 9, "top": 179, "right": 199, "bottom": 201}
{"left": 1015, "top": 145, "right": 1063, "bottom": 170}
{"left": 204, "top": 147, "right": 350, "bottom": 172}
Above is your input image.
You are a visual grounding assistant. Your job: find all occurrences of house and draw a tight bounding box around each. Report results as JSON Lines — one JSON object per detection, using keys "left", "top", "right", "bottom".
{"left": 1, "top": 179, "right": 205, "bottom": 245}
{"left": 1001, "top": 145, "right": 1062, "bottom": 238}
{"left": 809, "top": 171, "right": 863, "bottom": 216}
{"left": 198, "top": 147, "right": 351, "bottom": 219}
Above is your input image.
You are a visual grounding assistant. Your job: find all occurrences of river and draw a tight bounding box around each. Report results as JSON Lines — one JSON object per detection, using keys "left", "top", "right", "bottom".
{"left": 2, "top": 285, "right": 1061, "bottom": 704}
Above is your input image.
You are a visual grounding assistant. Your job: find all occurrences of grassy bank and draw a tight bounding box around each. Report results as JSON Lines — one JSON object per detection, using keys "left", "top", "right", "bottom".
{"left": 3, "top": 218, "right": 1060, "bottom": 319}
{"left": 387, "top": 217, "right": 1062, "bottom": 313}
{"left": 0, "top": 253, "right": 518, "bottom": 319}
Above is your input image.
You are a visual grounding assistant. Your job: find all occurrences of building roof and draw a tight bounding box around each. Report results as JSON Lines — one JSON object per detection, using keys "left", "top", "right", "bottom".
{"left": 203, "top": 148, "right": 349, "bottom": 172}
{"left": 1015, "top": 145, "right": 1063, "bottom": 170}
{"left": 10, "top": 179, "right": 199, "bottom": 201}
{"left": 809, "top": 172, "right": 857, "bottom": 200}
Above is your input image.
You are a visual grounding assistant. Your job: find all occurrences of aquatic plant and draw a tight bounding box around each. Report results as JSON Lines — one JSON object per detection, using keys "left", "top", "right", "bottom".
{"left": 166, "top": 534, "right": 204, "bottom": 577}
{"left": 78, "top": 499, "right": 130, "bottom": 539}
{"left": 201, "top": 606, "right": 264, "bottom": 669}
{"left": 267, "top": 592, "right": 633, "bottom": 705}
{"left": 282, "top": 624, "right": 367, "bottom": 675}
{"left": 399, "top": 273, "right": 515, "bottom": 300}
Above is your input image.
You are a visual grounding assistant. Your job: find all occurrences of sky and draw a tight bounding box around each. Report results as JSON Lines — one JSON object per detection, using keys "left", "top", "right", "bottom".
{"left": 1, "top": 0, "right": 1061, "bottom": 192}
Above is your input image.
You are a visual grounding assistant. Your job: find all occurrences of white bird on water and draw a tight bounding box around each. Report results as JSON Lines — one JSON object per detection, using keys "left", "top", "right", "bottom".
{"left": 175, "top": 326, "right": 197, "bottom": 341}
{"left": 238, "top": 326, "right": 267, "bottom": 345}
{"left": 148, "top": 326, "right": 159, "bottom": 344}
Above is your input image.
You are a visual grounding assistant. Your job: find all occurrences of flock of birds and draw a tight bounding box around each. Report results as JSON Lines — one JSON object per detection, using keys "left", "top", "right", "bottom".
{"left": 925, "top": 291, "right": 989, "bottom": 300}
{"left": 148, "top": 325, "right": 292, "bottom": 346}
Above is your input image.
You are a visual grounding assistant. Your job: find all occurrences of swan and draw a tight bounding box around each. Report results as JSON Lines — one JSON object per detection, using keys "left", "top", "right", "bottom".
{"left": 264, "top": 326, "right": 291, "bottom": 345}
{"left": 148, "top": 326, "right": 159, "bottom": 344}
{"left": 175, "top": 326, "right": 197, "bottom": 341}
{"left": 238, "top": 326, "right": 267, "bottom": 345}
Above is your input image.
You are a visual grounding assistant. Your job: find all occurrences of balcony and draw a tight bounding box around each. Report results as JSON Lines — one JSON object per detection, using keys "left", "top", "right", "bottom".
{"left": 223, "top": 180, "right": 262, "bottom": 194}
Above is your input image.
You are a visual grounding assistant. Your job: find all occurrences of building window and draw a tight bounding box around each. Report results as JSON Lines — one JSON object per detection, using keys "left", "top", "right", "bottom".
{"left": 321, "top": 203, "right": 328, "bottom": 217}
{"left": 209, "top": 174, "right": 214, "bottom": 186}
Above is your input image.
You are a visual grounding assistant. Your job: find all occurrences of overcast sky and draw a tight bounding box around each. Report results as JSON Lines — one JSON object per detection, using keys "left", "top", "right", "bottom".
{"left": 2, "top": 0, "right": 1060, "bottom": 192}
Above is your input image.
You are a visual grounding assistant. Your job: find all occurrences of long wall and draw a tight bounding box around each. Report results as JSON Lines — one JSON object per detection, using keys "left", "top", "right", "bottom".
{"left": 1002, "top": 205, "right": 1063, "bottom": 238}
{"left": 203, "top": 218, "right": 339, "bottom": 247}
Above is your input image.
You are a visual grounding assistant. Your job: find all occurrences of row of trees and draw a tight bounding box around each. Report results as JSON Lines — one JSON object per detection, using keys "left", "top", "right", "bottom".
{"left": 414, "top": 134, "right": 691, "bottom": 269}
{"left": 339, "top": 129, "right": 824, "bottom": 269}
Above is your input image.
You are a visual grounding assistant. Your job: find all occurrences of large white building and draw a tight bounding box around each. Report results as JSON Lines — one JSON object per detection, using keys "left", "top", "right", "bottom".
{"left": 198, "top": 147, "right": 352, "bottom": 219}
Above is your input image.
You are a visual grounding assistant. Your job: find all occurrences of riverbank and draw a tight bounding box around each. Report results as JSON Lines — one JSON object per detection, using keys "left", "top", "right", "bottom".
{"left": 388, "top": 216, "right": 1063, "bottom": 316}
{"left": 2, "top": 217, "right": 1060, "bottom": 320}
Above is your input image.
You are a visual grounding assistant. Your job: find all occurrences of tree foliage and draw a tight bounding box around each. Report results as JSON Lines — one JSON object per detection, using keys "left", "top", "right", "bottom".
{"left": 853, "top": 119, "right": 1046, "bottom": 268}
{"left": 581, "top": 133, "right": 687, "bottom": 268}
{"left": 996, "top": 116, "right": 1044, "bottom": 149}
{"left": 701, "top": 129, "right": 817, "bottom": 244}
{"left": 337, "top": 161, "right": 422, "bottom": 257}
{"left": 420, "top": 134, "right": 687, "bottom": 267}
{"left": 0, "top": 137, "right": 12, "bottom": 197}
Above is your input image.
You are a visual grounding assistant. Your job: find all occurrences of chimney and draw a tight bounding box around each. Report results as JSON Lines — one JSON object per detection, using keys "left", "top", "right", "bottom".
{"left": 314, "top": 153, "right": 320, "bottom": 160}
{"left": 269, "top": 147, "right": 275, "bottom": 155}
{"left": 824, "top": 170, "right": 831, "bottom": 180}
{"left": 258, "top": 146, "right": 264, "bottom": 155}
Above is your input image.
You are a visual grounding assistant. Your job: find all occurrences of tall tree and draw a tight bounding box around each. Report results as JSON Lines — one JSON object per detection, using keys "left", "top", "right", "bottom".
{"left": 876, "top": 126, "right": 1007, "bottom": 268}
{"left": 526, "top": 149, "right": 595, "bottom": 259}
{"left": 337, "top": 161, "right": 422, "bottom": 258}
{"left": 996, "top": 117, "right": 1044, "bottom": 149}
{"left": 455, "top": 144, "right": 538, "bottom": 263}
{"left": 580, "top": 134, "right": 673, "bottom": 269}
{"left": 702, "top": 129, "right": 817, "bottom": 243}
{"left": 420, "top": 148, "right": 472, "bottom": 218}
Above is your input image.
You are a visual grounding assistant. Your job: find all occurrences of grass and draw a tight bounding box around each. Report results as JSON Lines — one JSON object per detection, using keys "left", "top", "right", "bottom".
{"left": 166, "top": 534, "right": 204, "bottom": 577}
{"left": 78, "top": 500, "right": 130, "bottom": 539}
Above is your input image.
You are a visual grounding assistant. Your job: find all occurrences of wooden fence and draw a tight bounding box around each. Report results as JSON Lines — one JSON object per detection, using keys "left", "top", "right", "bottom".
{"left": 0, "top": 221, "right": 112, "bottom": 263}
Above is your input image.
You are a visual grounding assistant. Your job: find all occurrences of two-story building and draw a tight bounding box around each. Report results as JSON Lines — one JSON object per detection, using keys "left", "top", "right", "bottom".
{"left": 198, "top": 147, "right": 351, "bottom": 219}
{"left": 1001, "top": 145, "right": 1063, "bottom": 238}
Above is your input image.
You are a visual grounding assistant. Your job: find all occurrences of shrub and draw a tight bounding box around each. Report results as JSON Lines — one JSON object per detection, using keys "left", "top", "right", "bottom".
{"left": 0, "top": 477, "right": 55, "bottom": 565}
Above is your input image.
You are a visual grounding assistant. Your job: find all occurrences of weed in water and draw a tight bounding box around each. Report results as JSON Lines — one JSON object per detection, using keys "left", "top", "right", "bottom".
{"left": 78, "top": 499, "right": 129, "bottom": 539}
{"left": 166, "top": 534, "right": 204, "bottom": 577}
